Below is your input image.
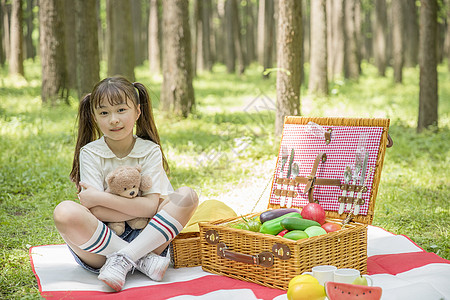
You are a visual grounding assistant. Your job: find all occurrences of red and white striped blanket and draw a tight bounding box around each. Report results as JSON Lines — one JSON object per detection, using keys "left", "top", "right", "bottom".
{"left": 30, "top": 225, "right": 450, "bottom": 300}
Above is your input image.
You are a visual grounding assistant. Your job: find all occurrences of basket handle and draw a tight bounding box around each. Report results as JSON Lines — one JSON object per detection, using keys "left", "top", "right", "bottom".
{"left": 217, "top": 242, "right": 274, "bottom": 268}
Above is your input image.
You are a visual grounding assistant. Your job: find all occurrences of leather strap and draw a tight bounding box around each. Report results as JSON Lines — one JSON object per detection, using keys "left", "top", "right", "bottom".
{"left": 217, "top": 242, "right": 274, "bottom": 268}
{"left": 294, "top": 153, "right": 341, "bottom": 203}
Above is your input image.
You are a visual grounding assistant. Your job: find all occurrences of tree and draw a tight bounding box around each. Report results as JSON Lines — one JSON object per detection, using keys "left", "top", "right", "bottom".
{"left": 224, "top": 0, "right": 244, "bottom": 74}
{"left": 245, "top": 0, "right": 256, "bottom": 64}
{"left": 75, "top": 0, "right": 100, "bottom": 98}
{"left": 418, "top": 0, "right": 438, "bottom": 132}
{"left": 373, "top": 0, "right": 388, "bottom": 76}
{"left": 161, "top": 0, "right": 195, "bottom": 118}
{"left": 392, "top": 0, "right": 404, "bottom": 83}
{"left": 63, "top": 1, "right": 77, "bottom": 89}
{"left": 131, "top": 0, "right": 144, "bottom": 66}
{"left": 344, "top": 0, "right": 360, "bottom": 80}
{"left": 275, "top": 0, "right": 302, "bottom": 136}
{"left": 1, "top": 0, "right": 11, "bottom": 64}
{"left": 258, "top": 0, "right": 274, "bottom": 78}
{"left": 24, "top": 0, "right": 36, "bottom": 60}
{"left": 148, "top": 0, "right": 160, "bottom": 75}
{"left": 308, "top": 0, "right": 328, "bottom": 95}
{"left": 9, "top": 0, "right": 24, "bottom": 76}
{"left": 193, "top": 0, "right": 212, "bottom": 72}
{"left": 327, "top": 0, "right": 345, "bottom": 79}
{"left": 106, "top": 0, "right": 135, "bottom": 81}
{"left": 404, "top": 1, "right": 419, "bottom": 67}
{"left": 446, "top": 0, "right": 450, "bottom": 72}
{"left": 40, "top": 0, "right": 66, "bottom": 104}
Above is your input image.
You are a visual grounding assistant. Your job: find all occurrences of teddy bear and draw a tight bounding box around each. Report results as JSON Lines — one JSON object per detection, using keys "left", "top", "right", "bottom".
{"left": 105, "top": 165, "right": 153, "bottom": 236}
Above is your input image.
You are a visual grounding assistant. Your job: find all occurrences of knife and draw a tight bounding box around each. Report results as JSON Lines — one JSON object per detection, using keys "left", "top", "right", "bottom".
{"left": 286, "top": 148, "right": 295, "bottom": 179}
{"left": 281, "top": 148, "right": 295, "bottom": 207}
{"left": 354, "top": 151, "right": 369, "bottom": 215}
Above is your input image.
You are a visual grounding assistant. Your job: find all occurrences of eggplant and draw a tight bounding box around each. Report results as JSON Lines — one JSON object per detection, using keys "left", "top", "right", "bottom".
{"left": 259, "top": 208, "right": 301, "bottom": 224}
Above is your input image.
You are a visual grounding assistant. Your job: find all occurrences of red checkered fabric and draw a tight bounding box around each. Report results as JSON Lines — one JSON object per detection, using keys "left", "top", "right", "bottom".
{"left": 269, "top": 124, "right": 384, "bottom": 215}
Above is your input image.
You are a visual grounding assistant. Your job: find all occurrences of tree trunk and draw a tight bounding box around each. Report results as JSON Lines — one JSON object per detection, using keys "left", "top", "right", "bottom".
{"left": 417, "top": 0, "right": 438, "bottom": 132}
{"left": 40, "top": 0, "right": 66, "bottom": 104}
{"left": 0, "top": 4, "right": 4, "bottom": 66}
{"left": 447, "top": 0, "right": 450, "bottom": 72}
{"left": 107, "top": 0, "right": 135, "bottom": 81}
{"left": 1, "top": 0, "right": 10, "bottom": 63}
{"left": 148, "top": 0, "right": 160, "bottom": 75}
{"left": 161, "top": 0, "right": 195, "bottom": 118}
{"left": 224, "top": 0, "right": 235, "bottom": 73}
{"left": 303, "top": 0, "right": 309, "bottom": 74}
{"left": 373, "top": 0, "right": 387, "bottom": 76}
{"left": 195, "top": 0, "right": 212, "bottom": 72}
{"left": 202, "top": 0, "right": 212, "bottom": 70}
{"left": 215, "top": 0, "right": 225, "bottom": 65}
{"left": 9, "top": 0, "right": 24, "bottom": 76}
{"left": 392, "top": 0, "right": 404, "bottom": 83}
{"left": 245, "top": 0, "right": 256, "bottom": 64}
{"left": 361, "top": 7, "right": 372, "bottom": 61}
{"left": 63, "top": 0, "right": 77, "bottom": 89}
{"left": 327, "top": 0, "right": 345, "bottom": 79}
{"left": 75, "top": 0, "right": 100, "bottom": 98}
{"left": 275, "top": 0, "right": 302, "bottom": 136}
{"left": 132, "top": 0, "right": 143, "bottom": 66}
{"left": 308, "top": 0, "right": 328, "bottom": 95}
{"left": 24, "top": 0, "right": 36, "bottom": 60}
{"left": 231, "top": 0, "right": 245, "bottom": 74}
{"left": 258, "top": 0, "right": 274, "bottom": 78}
{"left": 404, "top": 0, "right": 419, "bottom": 67}
{"left": 344, "top": 0, "right": 359, "bottom": 80}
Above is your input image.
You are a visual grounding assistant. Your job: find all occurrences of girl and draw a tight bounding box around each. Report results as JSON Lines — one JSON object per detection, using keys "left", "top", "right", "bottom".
{"left": 53, "top": 76, "right": 198, "bottom": 292}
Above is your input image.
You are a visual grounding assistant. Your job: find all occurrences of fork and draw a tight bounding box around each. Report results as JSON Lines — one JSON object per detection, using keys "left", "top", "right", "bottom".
{"left": 278, "top": 146, "right": 289, "bottom": 203}
{"left": 347, "top": 151, "right": 364, "bottom": 211}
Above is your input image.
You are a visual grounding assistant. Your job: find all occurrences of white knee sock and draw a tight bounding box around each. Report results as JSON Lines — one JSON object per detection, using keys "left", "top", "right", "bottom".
{"left": 118, "top": 210, "right": 183, "bottom": 262}
{"left": 78, "top": 220, "right": 128, "bottom": 256}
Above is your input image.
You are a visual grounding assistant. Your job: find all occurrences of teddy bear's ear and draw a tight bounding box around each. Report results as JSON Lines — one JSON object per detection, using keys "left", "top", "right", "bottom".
{"left": 106, "top": 171, "right": 116, "bottom": 186}
{"left": 135, "top": 165, "right": 143, "bottom": 173}
{"left": 140, "top": 174, "right": 152, "bottom": 192}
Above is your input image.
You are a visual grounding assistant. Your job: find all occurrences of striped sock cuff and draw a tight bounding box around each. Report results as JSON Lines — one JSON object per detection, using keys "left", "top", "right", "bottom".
{"left": 79, "top": 222, "right": 112, "bottom": 254}
{"left": 149, "top": 210, "right": 183, "bottom": 242}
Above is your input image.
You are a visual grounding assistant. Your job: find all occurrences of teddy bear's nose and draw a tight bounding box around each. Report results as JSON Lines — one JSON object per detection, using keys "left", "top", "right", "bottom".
{"left": 129, "top": 191, "right": 135, "bottom": 196}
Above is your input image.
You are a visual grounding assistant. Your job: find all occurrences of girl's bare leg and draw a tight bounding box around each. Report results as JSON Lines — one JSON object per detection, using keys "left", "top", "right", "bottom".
{"left": 53, "top": 200, "right": 107, "bottom": 268}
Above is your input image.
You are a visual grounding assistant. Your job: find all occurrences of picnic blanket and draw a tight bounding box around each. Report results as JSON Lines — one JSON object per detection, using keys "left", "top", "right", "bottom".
{"left": 30, "top": 225, "right": 450, "bottom": 300}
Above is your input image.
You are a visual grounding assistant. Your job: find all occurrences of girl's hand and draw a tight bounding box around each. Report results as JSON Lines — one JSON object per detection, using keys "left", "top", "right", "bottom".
{"left": 78, "top": 182, "right": 101, "bottom": 208}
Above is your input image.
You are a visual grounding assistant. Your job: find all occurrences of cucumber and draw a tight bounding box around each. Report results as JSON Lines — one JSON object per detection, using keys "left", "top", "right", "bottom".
{"left": 259, "top": 212, "right": 302, "bottom": 235}
{"left": 283, "top": 230, "right": 309, "bottom": 241}
{"left": 281, "top": 217, "right": 321, "bottom": 231}
{"left": 259, "top": 208, "right": 301, "bottom": 224}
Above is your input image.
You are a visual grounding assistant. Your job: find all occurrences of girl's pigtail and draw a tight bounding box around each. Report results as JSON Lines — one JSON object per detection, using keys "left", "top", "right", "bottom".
{"left": 133, "top": 82, "right": 170, "bottom": 174}
{"left": 70, "top": 93, "right": 100, "bottom": 191}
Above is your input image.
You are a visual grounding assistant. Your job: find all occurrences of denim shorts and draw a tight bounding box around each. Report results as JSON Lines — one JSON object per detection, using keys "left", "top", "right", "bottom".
{"left": 68, "top": 222, "right": 169, "bottom": 274}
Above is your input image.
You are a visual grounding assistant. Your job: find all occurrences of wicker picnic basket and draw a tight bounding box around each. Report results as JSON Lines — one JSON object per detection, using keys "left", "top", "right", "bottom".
{"left": 198, "top": 116, "right": 391, "bottom": 290}
{"left": 170, "top": 232, "right": 201, "bottom": 268}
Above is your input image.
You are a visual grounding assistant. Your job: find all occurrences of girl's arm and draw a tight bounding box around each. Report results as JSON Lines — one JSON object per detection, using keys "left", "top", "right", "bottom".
{"left": 78, "top": 182, "right": 161, "bottom": 218}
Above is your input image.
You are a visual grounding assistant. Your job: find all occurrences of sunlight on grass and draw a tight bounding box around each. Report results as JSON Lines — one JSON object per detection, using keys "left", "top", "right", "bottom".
{"left": 0, "top": 60, "right": 449, "bottom": 298}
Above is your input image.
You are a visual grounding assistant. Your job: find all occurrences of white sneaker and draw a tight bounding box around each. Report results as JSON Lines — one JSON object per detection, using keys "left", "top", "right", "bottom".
{"left": 98, "top": 253, "right": 136, "bottom": 292}
{"left": 136, "top": 252, "right": 170, "bottom": 281}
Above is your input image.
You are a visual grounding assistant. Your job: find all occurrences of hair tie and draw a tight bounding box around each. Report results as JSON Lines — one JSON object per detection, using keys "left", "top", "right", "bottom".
{"left": 132, "top": 82, "right": 140, "bottom": 103}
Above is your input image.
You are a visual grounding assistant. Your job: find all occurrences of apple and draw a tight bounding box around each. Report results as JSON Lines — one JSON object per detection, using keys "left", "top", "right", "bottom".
{"left": 301, "top": 203, "right": 326, "bottom": 225}
{"left": 321, "top": 222, "right": 342, "bottom": 233}
{"left": 352, "top": 276, "right": 368, "bottom": 286}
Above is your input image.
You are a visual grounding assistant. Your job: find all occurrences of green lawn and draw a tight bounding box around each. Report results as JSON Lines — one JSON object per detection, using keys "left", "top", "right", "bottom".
{"left": 0, "top": 60, "right": 449, "bottom": 299}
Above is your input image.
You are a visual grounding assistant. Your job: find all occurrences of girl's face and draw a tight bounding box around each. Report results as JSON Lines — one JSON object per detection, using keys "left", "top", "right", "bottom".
{"left": 94, "top": 96, "right": 141, "bottom": 143}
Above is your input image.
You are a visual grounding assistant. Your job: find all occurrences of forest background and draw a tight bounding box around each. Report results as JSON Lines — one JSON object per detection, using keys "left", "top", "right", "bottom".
{"left": 0, "top": 0, "right": 449, "bottom": 298}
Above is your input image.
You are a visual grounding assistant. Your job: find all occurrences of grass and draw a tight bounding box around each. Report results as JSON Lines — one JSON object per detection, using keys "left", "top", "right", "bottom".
{"left": 1, "top": 59, "right": 449, "bottom": 299}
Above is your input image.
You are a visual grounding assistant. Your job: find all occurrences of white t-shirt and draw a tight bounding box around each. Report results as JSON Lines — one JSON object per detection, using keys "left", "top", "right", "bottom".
{"left": 79, "top": 136, "right": 173, "bottom": 198}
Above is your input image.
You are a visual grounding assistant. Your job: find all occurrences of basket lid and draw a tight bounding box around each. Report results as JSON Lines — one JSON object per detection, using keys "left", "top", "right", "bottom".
{"left": 267, "top": 117, "right": 391, "bottom": 225}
